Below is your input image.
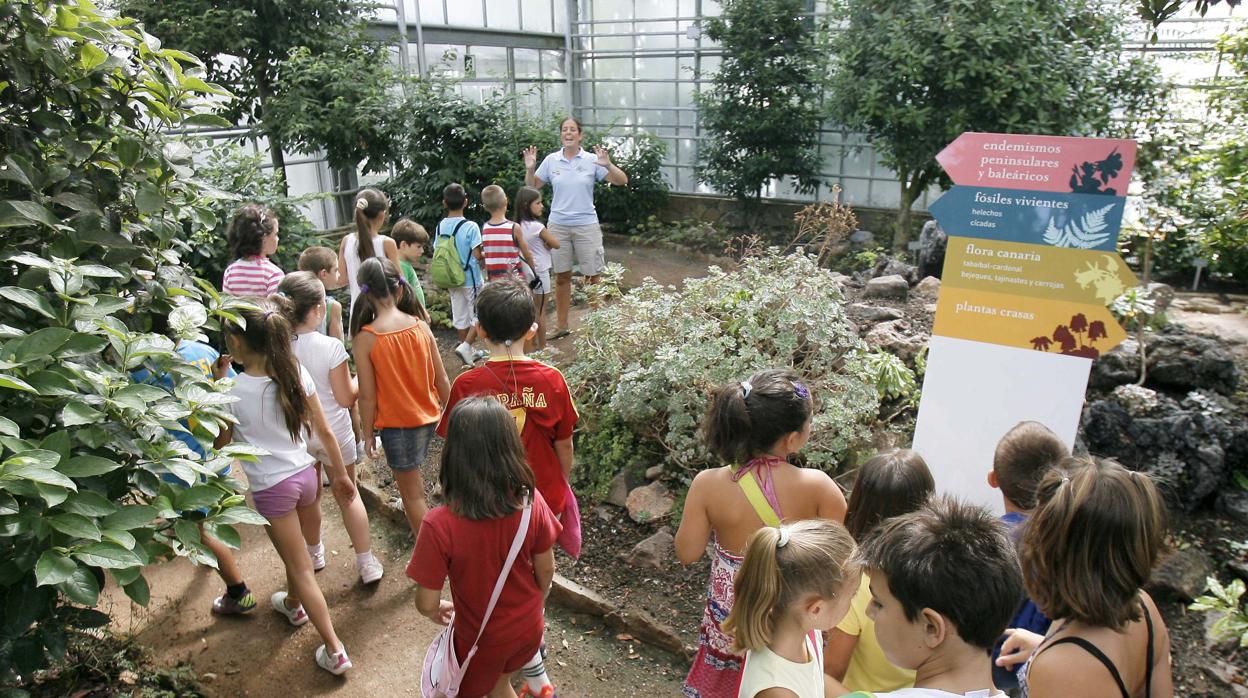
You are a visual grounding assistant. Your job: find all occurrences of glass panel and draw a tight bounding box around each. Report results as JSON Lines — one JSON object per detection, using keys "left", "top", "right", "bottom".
{"left": 841, "top": 178, "right": 869, "bottom": 206}
{"left": 591, "top": 0, "right": 630, "bottom": 21}
{"left": 522, "top": 0, "right": 553, "bottom": 32}
{"left": 593, "top": 22, "right": 633, "bottom": 51}
{"left": 592, "top": 57, "right": 632, "bottom": 80}
{"left": 637, "top": 20, "right": 677, "bottom": 50}
{"left": 553, "top": 0, "right": 567, "bottom": 33}
{"left": 515, "top": 48, "right": 541, "bottom": 78}
{"left": 635, "top": 56, "right": 676, "bottom": 80}
{"left": 636, "top": 81, "right": 676, "bottom": 108}
{"left": 469, "top": 46, "right": 509, "bottom": 79}
{"left": 869, "top": 179, "right": 902, "bottom": 209}
{"left": 540, "top": 50, "right": 566, "bottom": 79}
{"left": 634, "top": 0, "right": 668, "bottom": 19}
{"left": 426, "top": 44, "right": 465, "bottom": 76}
{"left": 419, "top": 0, "right": 445, "bottom": 23}
{"left": 594, "top": 82, "right": 633, "bottom": 109}
{"left": 543, "top": 83, "right": 568, "bottom": 115}
{"left": 486, "top": 0, "right": 521, "bottom": 30}
{"left": 447, "top": 0, "right": 484, "bottom": 26}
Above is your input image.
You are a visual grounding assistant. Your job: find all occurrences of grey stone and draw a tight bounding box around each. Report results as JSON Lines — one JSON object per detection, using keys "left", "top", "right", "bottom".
{"left": 605, "top": 471, "right": 629, "bottom": 508}
{"left": 914, "top": 276, "right": 941, "bottom": 299}
{"left": 849, "top": 229, "right": 874, "bottom": 244}
{"left": 1217, "top": 489, "right": 1248, "bottom": 527}
{"left": 626, "top": 527, "right": 674, "bottom": 570}
{"left": 626, "top": 481, "right": 674, "bottom": 523}
{"left": 1143, "top": 283, "right": 1175, "bottom": 315}
{"left": 865, "top": 320, "right": 929, "bottom": 362}
{"left": 1148, "top": 549, "right": 1215, "bottom": 602}
{"left": 917, "top": 220, "right": 947, "bottom": 279}
{"left": 848, "top": 303, "right": 904, "bottom": 324}
{"left": 923, "top": 303, "right": 938, "bottom": 315}
{"left": 863, "top": 275, "right": 910, "bottom": 301}
{"left": 1089, "top": 339, "right": 1141, "bottom": 389}
{"left": 1145, "top": 328, "right": 1239, "bottom": 395}
{"left": 644, "top": 465, "right": 664, "bottom": 481}
{"left": 872, "top": 256, "right": 918, "bottom": 284}
{"left": 1227, "top": 557, "right": 1248, "bottom": 584}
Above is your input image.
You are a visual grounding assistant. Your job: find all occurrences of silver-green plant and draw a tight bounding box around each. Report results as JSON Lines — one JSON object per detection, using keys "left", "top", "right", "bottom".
{"left": 1190, "top": 576, "right": 1248, "bottom": 648}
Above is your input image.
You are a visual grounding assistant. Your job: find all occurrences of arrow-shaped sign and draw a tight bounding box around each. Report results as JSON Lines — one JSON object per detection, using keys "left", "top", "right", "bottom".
{"left": 937, "top": 132, "right": 1138, "bottom": 195}
{"left": 928, "top": 186, "right": 1126, "bottom": 252}
{"left": 933, "top": 286, "right": 1129, "bottom": 357}
{"left": 942, "top": 236, "right": 1138, "bottom": 306}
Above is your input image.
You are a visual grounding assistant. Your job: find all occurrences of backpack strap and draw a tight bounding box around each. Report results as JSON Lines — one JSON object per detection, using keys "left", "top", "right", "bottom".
{"left": 734, "top": 468, "right": 781, "bottom": 528}
{"left": 465, "top": 495, "right": 532, "bottom": 650}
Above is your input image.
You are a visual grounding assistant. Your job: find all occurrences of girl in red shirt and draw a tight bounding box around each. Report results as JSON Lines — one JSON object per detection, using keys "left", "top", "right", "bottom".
{"left": 410, "top": 397, "right": 562, "bottom": 698}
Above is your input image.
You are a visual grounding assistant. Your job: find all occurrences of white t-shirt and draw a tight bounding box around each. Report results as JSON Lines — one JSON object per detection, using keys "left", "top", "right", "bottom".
{"left": 226, "top": 367, "right": 316, "bottom": 491}
{"left": 738, "top": 631, "right": 824, "bottom": 698}
{"left": 342, "top": 233, "right": 391, "bottom": 310}
{"left": 520, "top": 220, "right": 552, "bottom": 273}
{"left": 291, "top": 331, "right": 353, "bottom": 447}
{"left": 877, "top": 689, "right": 1006, "bottom": 697}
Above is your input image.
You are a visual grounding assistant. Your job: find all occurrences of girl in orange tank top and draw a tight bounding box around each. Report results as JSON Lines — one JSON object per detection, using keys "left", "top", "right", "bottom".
{"left": 352, "top": 257, "right": 451, "bottom": 537}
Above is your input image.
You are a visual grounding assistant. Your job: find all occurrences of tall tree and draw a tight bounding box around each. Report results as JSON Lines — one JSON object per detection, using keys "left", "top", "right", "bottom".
{"left": 117, "top": 0, "right": 368, "bottom": 190}
{"left": 826, "top": 0, "right": 1162, "bottom": 250}
{"left": 695, "top": 0, "right": 826, "bottom": 202}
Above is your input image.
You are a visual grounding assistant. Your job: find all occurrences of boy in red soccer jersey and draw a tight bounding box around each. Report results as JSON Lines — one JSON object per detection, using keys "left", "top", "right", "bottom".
{"left": 435, "top": 276, "right": 577, "bottom": 698}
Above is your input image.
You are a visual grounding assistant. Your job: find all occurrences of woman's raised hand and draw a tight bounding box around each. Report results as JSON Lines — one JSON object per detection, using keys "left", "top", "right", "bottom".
{"left": 523, "top": 145, "right": 538, "bottom": 170}
{"left": 593, "top": 145, "right": 612, "bottom": 167}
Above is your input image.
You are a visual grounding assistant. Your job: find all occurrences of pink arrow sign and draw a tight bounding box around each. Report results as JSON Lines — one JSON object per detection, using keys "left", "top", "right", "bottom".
{"left": 937, "top": 132, "right": 1137, "bottom": 195}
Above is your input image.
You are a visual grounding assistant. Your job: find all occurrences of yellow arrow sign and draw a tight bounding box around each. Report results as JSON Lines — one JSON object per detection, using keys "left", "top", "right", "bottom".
{"left": 942, "top": 236, "right": 1138, "bottom": 306}
{"left": 933, "top": 286, "right": 1129, "bottom": 357}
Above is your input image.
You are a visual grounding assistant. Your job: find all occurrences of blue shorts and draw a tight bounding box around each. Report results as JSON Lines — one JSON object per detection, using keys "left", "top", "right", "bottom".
{"left": 379, "top": 424, "right": 436, "bottom": 472}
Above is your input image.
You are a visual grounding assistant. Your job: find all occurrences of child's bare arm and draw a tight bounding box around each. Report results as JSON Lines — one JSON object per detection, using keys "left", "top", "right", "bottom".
{"left": 554, "top": 437, "right": 574, "bottom": 478}
{"left": 328, "top": 302, "right": 345, "bottom": 343}
{"left": 353, "top": 332, "right": 379, "bottom": 457}
{"left": 674, "top": 471, "right": 713, "bottom": 564}
{"left": 824, "top": 628, "right": 858, "bottom": 681}
{"left": 514, "top": 223, "right": 536, "bottom": 270}
{"left": 415, "top": 585, "right": 453, "bottom": 625}
{"left": 328, "top": 360, "right": 357, "bottom": 409}
{"left": 817, "top": 474, "right": 848, "bottom": 523}
{"left": 538, "top": 226, "right": 560, "bottom": 250}
{"left": 533, "top": 548, "right": 555, "bottom": 599}
{"left": 423, "top": 323, "right": 451, "bottom": 409}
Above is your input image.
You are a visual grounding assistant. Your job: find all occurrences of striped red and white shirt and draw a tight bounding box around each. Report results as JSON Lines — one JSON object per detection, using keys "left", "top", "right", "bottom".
{"left": 481, "top": 220, "right": 522, "bottom": 279}
{"left": 222, "top": 256, "right": 285, "bottom": 297}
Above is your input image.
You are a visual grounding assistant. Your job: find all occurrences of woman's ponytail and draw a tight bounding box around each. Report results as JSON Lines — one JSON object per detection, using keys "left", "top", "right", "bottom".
{"left": 354, "top": 188, "right": 390, "bottom": 264}
{"left": 723, "top": 526, "right": 784, "bottom": 651}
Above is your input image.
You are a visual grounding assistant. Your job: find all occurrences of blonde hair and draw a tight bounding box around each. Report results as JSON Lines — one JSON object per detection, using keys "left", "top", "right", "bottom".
{"left": 391, "top": 218, "right": 429, "bottom": 247}
{"left": 722, "top": 519, "right": 857, "bottom": 652}
{"left": 297, "top": 246, "right": 337, "bottom": 275}
{"left": 481, "top": 184, "right": 507, "bottom": 212}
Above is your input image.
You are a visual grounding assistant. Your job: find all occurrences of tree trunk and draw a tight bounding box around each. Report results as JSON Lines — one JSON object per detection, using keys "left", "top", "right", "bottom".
{"left": 893, "top": 175, "right": 918, "bottom": 252}
{"left": 255, "top": 77, "right": 288, "bottom": 196}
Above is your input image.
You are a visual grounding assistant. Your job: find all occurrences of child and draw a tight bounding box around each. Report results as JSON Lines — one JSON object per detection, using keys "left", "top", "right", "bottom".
{"left": 279, "top": 272, "right": 383, "bottom": 584}
{"left": 409, "top": 396, "right": 561, "bottom": 698}
{"left": 996, "top": 458, "right": 1172, "bottom": 698}
{"left": 435, "top": 277, "right": 577, "bottom": 698}
{"left": 390, "top": 218, "right": 430, "bottom": 313}
{"left": 435, "top": 183, "right": 488, "bottom": 366}
{"left": 337, "top": 188, "right": 401, "bottom": 321}
{"left": 213, "top": 298, "right": 356, "bottom": 675}
{"left": 986, "top": 421, "right": 1069, "bottom": 690}
{"left": 222, "top": 203, "right": 284, "bottom": 297}
{"left": 131, "top": 319, "right": 254, "bottom": 616}
{"left": 727, "top": 520, "right": 859, "bottom": 698}
{"left": 674, "top": 369, "right": 848, "bottom": 698}
{"left": 844, "top": 497, "right": 1023, "bottom": 698}
{"left": 352, "top": 257, "right": 451, "bottom": 537}
{"left": 296, "top": 245, "right": 346, "bottom": 342}
{"left": 481, "top": 184, "right": 536, "bottom": 281}
{"left": 826, "top": 449, "right": 934, "bottom": 693}
{"left": 514, "top": 186, "right": 561, "bottom": 349}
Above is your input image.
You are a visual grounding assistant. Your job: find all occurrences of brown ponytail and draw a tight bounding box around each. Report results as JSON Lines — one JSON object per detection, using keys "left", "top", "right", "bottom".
{"left": 350, "top": 256, "right": 426, "bottom": 337}
{"left": 224, "top": 296, "right": 310, "bottom": 442}
{"left": 354, "top": 188, "right": 390, "bottom": 264}
{"left": 276, "top": 271, "right": 327, "bottom": 328}
{"left": 703, "top": 369, "right": 814, "bottom": 464}
{"left": 723, "top": 519, "right": 858, "bottom": 652}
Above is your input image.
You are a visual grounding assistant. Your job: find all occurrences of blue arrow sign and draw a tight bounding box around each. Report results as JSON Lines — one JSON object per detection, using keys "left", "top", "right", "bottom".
{"left": 928, "top": 186, "right": 1126, "bottom": 251}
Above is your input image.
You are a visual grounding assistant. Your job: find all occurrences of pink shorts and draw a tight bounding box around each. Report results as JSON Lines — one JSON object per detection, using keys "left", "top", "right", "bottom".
{"left": 251, "top": 466, "right": 318, "bottom": 520}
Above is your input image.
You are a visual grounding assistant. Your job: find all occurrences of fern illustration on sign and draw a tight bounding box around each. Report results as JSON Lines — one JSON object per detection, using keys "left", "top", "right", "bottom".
{"left": 1042, "top": 204, "right": 1116, "bottom": 249}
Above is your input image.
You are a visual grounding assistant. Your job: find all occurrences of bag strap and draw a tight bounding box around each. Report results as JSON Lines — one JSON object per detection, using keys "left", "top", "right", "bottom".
{"left": 439, "top": 219, "right": 468, "bottom": 239}
{"left": 466, "top": 495, "right": 532, "bottom": 649}
{"left": 735, "top": 468, "right": 781, "bottom": 527}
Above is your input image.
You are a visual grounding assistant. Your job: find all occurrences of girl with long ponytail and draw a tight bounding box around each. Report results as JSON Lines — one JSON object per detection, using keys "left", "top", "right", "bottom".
{"left": 215, "top": 297, "right": 357, "bottom": 676}
{"left": 337, "top": 188, "right": 401, "bottom": 320}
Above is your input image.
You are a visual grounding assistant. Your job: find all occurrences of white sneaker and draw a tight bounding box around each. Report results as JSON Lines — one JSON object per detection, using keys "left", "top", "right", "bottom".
{"left": 357, "top": 553, "right": 384, "bottom": 584}
{"left": 270, "top": 591, "right": 309, "bottom": 626}
{"left": 309, "top": 545, "right": 326, "bottom": 572}
{"left": 454, "top": 343, "right": 475, "bottom": 366}
{"left": 315, "top": 644, "right": 352, "bottom": 675}
{"left": 472, "top": 349, "right": 489, "bottom": 363}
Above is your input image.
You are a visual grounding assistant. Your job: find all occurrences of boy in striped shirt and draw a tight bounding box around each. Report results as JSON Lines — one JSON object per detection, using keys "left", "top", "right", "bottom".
{"left": 480, "top": 184, "right": 536, "bottom": 281}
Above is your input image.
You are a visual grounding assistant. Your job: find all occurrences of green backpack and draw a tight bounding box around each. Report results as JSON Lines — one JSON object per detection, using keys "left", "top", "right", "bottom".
{"left": 430, "top": 219, "right": 471, "bottom": 289}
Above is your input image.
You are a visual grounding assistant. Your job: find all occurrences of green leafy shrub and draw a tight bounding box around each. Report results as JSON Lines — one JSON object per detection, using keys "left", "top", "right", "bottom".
{"left": 863, "top": 350, "right": 918, "bottom": 404}
{"left": 1191, "top": 576, "right": 1248, "bottom": 648}
{"left": 566, "top": 251, "right": 880, "bottom": 489}
{"left": 0, "top": 1, "right": 263, "bottom": 681}
{"left": 182, "top": 142, "right": 325, "bottom": 284}
{"left": 384, "top": 77, "right": 668, "bottom": 231}
{"left": 630, "top": 217, "right": 732, "bottom": 255}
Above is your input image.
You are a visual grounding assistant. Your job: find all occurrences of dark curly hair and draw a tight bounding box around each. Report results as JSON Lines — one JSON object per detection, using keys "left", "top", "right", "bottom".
{"left": 227, "top": 203, "right": 277, "bottom": 260}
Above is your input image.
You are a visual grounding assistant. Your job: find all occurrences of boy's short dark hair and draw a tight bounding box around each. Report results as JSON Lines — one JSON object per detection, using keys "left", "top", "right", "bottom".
{"left": 857, "top": 497, "right": 1023, "bottom": 651}
{"left": 297, "top": 246, "right": 337, "bottom": 275}
{"left": 993, "top": 421, "right": 1069, "bottom": 511}
{"left": 476, "top": 277, "right": 535, "bottom": 343}
{"left": 391, "top": 219, "right": 429, "bottom": 247}
{"left": 443, "top": 183, "right": 467, "bottom": 211}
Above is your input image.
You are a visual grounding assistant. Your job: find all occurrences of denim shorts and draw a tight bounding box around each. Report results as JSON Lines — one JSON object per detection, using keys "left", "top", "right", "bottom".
{"left": 379, "top": 424, "right": 436, "bottom": 472}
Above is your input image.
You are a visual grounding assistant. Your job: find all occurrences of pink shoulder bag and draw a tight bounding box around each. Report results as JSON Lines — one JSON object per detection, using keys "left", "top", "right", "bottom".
{"left": 421, "top": 497, "right": 533, "bottom": 698}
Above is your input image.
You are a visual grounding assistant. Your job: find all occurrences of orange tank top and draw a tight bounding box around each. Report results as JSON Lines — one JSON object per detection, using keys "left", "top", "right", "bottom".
{"left": 360, "top": 322, "right": 441, "bottom": 428}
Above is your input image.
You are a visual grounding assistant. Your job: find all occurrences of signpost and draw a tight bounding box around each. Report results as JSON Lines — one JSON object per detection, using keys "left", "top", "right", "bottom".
{"left": 913, "top": 132, "right": 1137, "bottom": 512}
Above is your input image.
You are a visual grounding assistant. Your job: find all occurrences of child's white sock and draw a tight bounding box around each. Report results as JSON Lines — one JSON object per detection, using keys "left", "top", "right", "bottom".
{"left": 520, "top": 644, "right": 551, "bottom": 692}
{"left": 456, "top": 340, "right": 471, "bottom": 353}
{"left": 307, "top": 541, "right": 324, "bottom": 557}
{"left": 355, "top": 551, "right": 373, "bottom": 566}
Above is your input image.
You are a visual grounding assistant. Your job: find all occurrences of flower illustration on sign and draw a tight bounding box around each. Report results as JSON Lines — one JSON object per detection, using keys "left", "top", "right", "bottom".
{"left": 1069, "top": 148, "right": 1123, "bottom": 195}
{"left": 1030, "top": 313, "right": 1109, "bottom": 358}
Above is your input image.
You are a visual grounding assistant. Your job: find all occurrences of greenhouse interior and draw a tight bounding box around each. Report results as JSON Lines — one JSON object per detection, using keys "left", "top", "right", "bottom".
{"left": 1, "top": 0, "right": 1247, "bottom": 696}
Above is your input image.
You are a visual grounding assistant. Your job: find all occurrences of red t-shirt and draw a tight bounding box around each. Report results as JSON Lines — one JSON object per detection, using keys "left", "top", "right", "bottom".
{"left": 436, "top": 359, "right": 578, "bottom": 514}
{"left": 406, "top": 491, "right": 562, "bottom": 652}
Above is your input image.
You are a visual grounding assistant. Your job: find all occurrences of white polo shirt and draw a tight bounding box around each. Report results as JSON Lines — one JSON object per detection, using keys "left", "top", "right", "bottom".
{"left": 535, "top": 147, "right": 608, "bottom": 227}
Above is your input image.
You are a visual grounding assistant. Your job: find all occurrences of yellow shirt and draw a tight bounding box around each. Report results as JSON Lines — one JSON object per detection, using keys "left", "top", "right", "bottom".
{"left": 838, "top": 573, "right": 916, "bottom": 692}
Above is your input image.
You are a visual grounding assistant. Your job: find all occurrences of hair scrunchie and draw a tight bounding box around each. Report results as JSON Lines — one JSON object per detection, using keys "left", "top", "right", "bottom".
{"left": 359, "top": 283, "right": 370, "bottom": 294}
{"left": 776, "top": 526, "right": 790, "bottom": 548}
{"left": 741, "top": 380, "right": 753, "bottom": 399}
{"left": 355, "top": 197, "right": 368, "bottom": 211}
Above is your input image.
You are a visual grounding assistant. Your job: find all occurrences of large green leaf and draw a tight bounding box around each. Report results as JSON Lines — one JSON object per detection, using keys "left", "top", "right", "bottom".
{"left": 0, "top": 416, "right": 18, "bottom": 438}
{"left": 73, "top": 542, "right": 144, "bottom": 569}
{"left": 47, "top": 513, "right": 102, "bottom": 541}
{"left": 7, "top": 327, "right": 74, "bottom": 362}
{"left": 0, "top": 374, "right": 36, "bottom": 392}
{"left": 123, "top": 575, "right": 150, "bottom": 606}
{"left": 102, "top": 505, "right": 158, "bottom": 531}
{"left": 61, "top": 491, "right": 117, "bottom": 517}
{"left": 2, "top": 464, "right": 77, "bottom": 490}
{"left": 35, "top": 551, "right": 78, "bottom": 586}
{"left": 57, "top": 455, "right": 122, "bottom": 478}
{"left": 0, "top": 287, "right": 55, "bottom": 319}
{"left": 57, "top": 564, "right": 100, "bottom": 605}
{"left": 4, "top": 449, "right": 61, "bottom": 468}
{"left": 61, "top": 400, "right": 104, "bottom": 426}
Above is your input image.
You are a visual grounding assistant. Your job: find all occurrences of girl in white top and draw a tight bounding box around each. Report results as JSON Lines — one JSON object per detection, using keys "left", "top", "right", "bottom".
{"left": 278, "top": 272, "right": 383, "bottom": 584}
{"left": 337, "top": 188, "right": 401, "bottom": 324}
{"left": 726, "top": 520, "right": 860, "bottom": 698}
{"left": 513, "top": 185, "right": 561, "bottom": 348}
{"left": 214, "top": 297, "right": 357, "bottom": 676}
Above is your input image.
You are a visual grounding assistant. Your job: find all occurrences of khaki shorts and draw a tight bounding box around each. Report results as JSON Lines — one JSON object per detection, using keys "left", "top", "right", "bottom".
{"left": 448, "top": 285, "right": 481, "bottom": 330}
{"left": 549, "top": 222, "right": 605, "bottom": 276}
